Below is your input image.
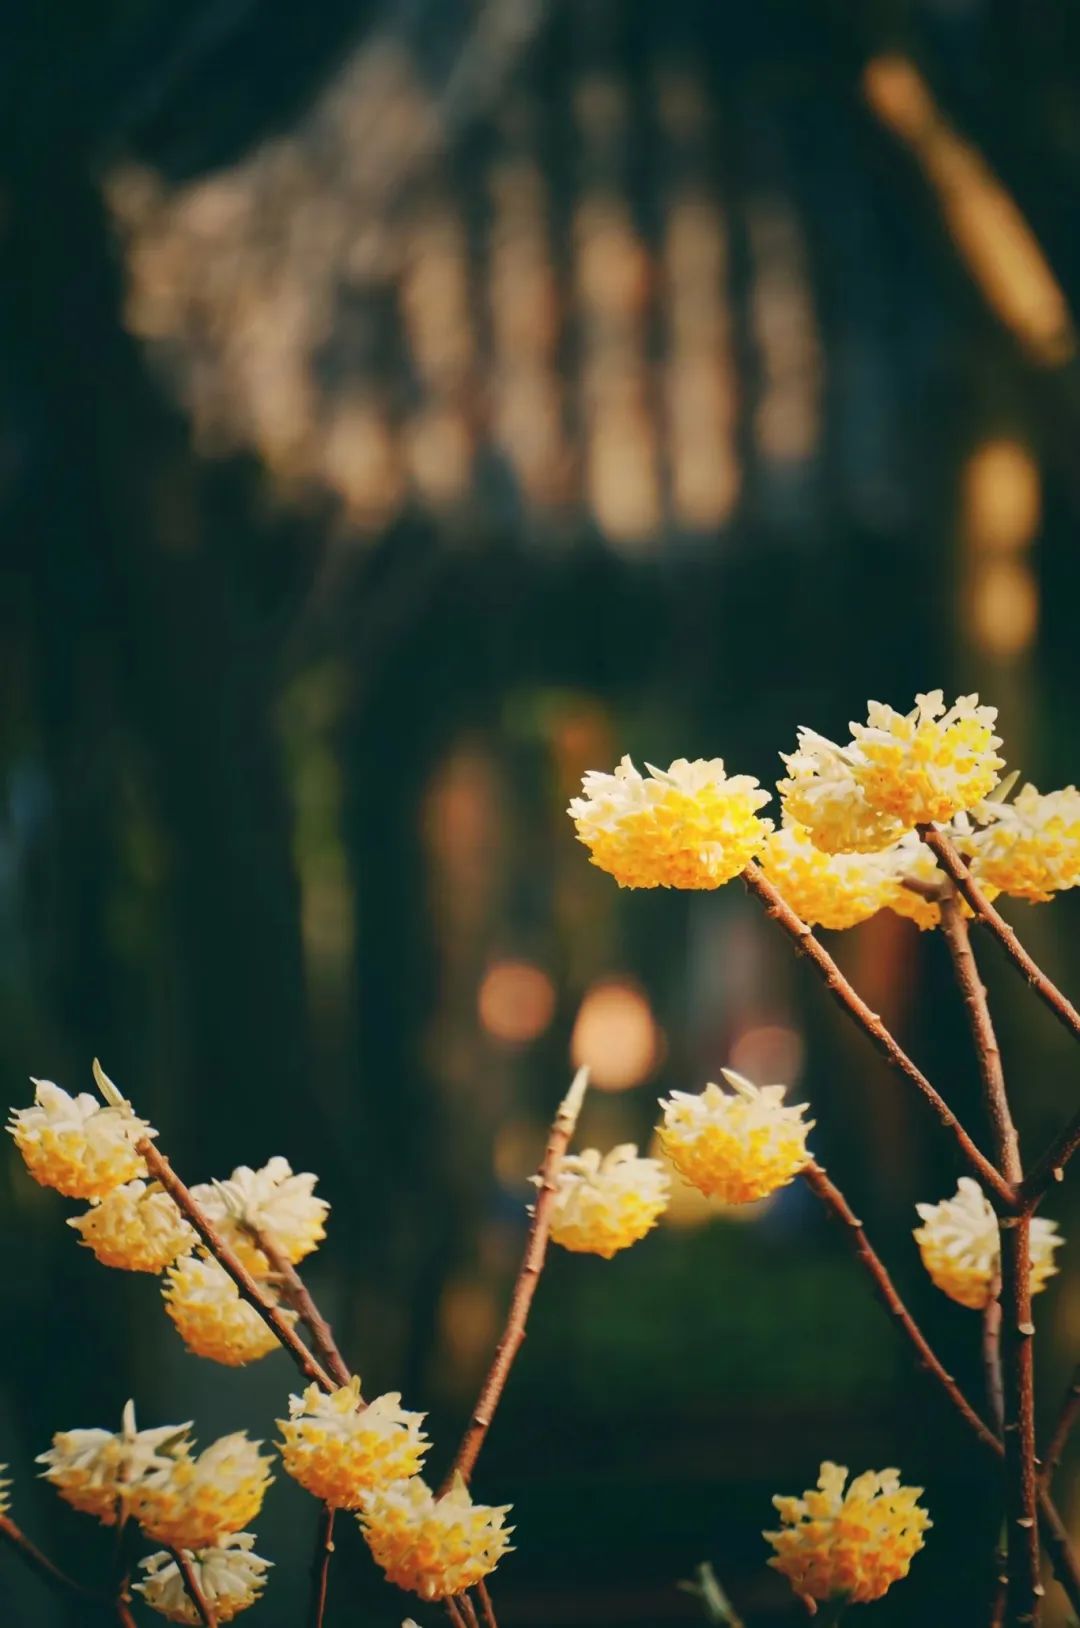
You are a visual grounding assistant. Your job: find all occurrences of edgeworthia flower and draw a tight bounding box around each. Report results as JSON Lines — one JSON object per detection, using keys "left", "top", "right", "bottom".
{"left": 278, "top": 1376, "right": 428, "bottom": 1509}
{"left": 37, "top": 1400, "right": 191, "bottom": 1526}
{"left": 968, "top": 782, "right": 1080, "bottom": 902}
{"left": 759, "top": 821, "right": 894, "bottom": 929}
{"left": 132, "top": 1432, "right": 274, "bottom": 1550}
{"left": 658, "top": 1069, "right": 813, "bottom": 1204}
{"left": 135, "top": 1534, "right": 271, "bottom": 1623}
{"left": 68, "top": 1180, "right": 195, "bottom": 1273}
{"left": 849, "top": 691, "right": 1004, "bottom": 827}
{"left": 359, "top": 1472, "right": 513, "bottom": 1600}
{"left": 765, "top": 1461, "right": 931, "bottom": 1605}
{"left": 544, "top": 1145, "right": 670, "bottom": 1258}
{"left": 189, "top": 1157, "right": 328, "bottom": 1275}
{"left": 8, "top": 1078, "right": 152, "bottom": 1200}
{"left": 914, "top": 1177, "right": 1063, "bottom": 1309}
{"left": 162, "top": 1253, "right": 295, "bottom": 1365}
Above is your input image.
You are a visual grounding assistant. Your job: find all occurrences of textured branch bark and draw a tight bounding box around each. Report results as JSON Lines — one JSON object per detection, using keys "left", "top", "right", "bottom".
{"left": 307, "top": 1505, "right": 335, "bottom": 1628}
{"left": 999, "top": 1217, "right": 1043, "bottom": 1624}
{"left": 445, "top": 1068, "right": 590, "bottom": 1489}
{"left": 741, "top": 864, "right": 1015, "bottom": 1208}
{"left": 252, "top": 1230, "right": 352, "bottom": 1388}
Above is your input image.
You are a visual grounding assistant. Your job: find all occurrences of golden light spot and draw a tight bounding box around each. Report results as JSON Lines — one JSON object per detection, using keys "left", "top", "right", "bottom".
{"left": 478, "top": 960, "right": 557, "bottom": 1046}
{"left": 571, "top": 979, "right": 661, "bottom": 1091}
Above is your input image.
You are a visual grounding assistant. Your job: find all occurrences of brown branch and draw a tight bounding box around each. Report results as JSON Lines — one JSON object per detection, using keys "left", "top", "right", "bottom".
{"left": 252, "top": 1230, "right": 352, "bottom": 1388}
{"left": 742, "top": 864, "right": 1015, "bottom": 1209}
{"left": 0, "top": 1514, "right": 110, "bottom": 1604}
{"left": 1020, "top": 1112, "right": 1080, "bottom": 1211}
{"left": 921, "top": 828, "right": 1080, "bottom": 1049}
{"left": 802, "top": 1163, "right": 1079, "bottom": 1615}
{"left": 460, "top": 1593, "right": 481, "bottom": 1628}
{"left": 308, "top": 1505, "right": 335, "bottom": 1628}
{"left": 446, "top": 1599, "right": 469, "bottom": 1628}
{"left": 938, "top": 895, "right": 1022, "bottom": 1181}
{"left": 137, "top": 1139, "right": 334, "bottom": 1392}
{"left": 445, "top": 1068, "right": 590, "bottom": 1490}
{"left": 476, "top": 1580, "right": 500, "bottom": 1628}
{"left": 984, "top": 1296, "right": 1006, "bottom": 1440}
{"left": 1041, "top": 1364, "right": 1080, "bottom": 1489}
{"left": 999, "top": 1217, "right": 1043, "bottom": 1623}
{"left": 168, "top": 1547, "right": 218, "bottom": 1628}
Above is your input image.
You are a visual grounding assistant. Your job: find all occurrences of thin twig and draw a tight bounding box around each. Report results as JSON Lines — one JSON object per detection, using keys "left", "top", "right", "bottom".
{"left": 476, "top": 1579, "right": 501, "bottom": 1628}
{"left": 741, "top": 864, "right": 1015, "bottom": 1208}
{"left": 801, "top": 1163, "right": 1080, "bottom": 1614}
{"left": 460, "top": 1593, "right": 481, "bottom": 1628}
{"left": 137, "top": 1139, "right": 334, "bottom": 1391}
{"left": 999, "top": 1216, "right": 1043, "bottom": 1623}
{"left": 1041, "top": 1364, "right": 1080, "bottom": 1489}
{"left": 252, "top": 1229, "right": 352, "bottom": 1388}
{"left": 168, "top": 1547, "right": 218, "bottom": 1628}
{"left": 446, "top": 1599, "right": 469, "bottom": 1628}
{"left": 0, "top": 1514, "right": 110, "bottom": 1603}
{"left": 1020, "top": 1111, "right": 1080, "bottom": 1212}
{"left": 938, "top": 895, "right": 1022, "bottom": 1180}
{"left": 921, "top": 828, "right": 1080, "bottom": 1048}
{"left": 445, "top": 1068, "right": 590, "bottom": 1490}
{"left": 308, "top": 1505, "right": 335, "bottom": 1628}
{"left": 984, "top": 1295, "right": 1006, "bottom": 1439}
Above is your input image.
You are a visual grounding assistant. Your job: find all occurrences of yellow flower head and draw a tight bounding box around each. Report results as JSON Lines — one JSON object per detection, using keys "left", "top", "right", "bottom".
{"left": 543, "top": 1145, "right": 670, "bottom": 1258}
{"left": 135, "top": 1535, "right": 271, "bottom": 1624}
{"left": 162, "top": 1253, "right": 296, "bottom": 1365}
{"left": 189, "top": 1157, "right": 329, "bottom": 1276}
{"left": 764, "top": 1461, "right": 931, "bottom": 1605}
{"left": 914, "top": 1177, "right": 1063, "bottom": 1310}
{"left": 759, "top": 822, "right": 893, "bottom": 928}
{"left": 37, "top": 1401, "right": 191, "bottom": 1526}
{"left": 569, "top": 755, "right": 772, "bottom": 889}
{"left": 132, "top": 1433, "right": 273, "bottom": 1550}
{"left": 278, "top": 1376, "right": 428, "bottom": 1510}
{"left": 850, "top": 690, "right": 1004, "bottom": 827}
{"left": 360, "top": 1473, "right": 513, "bottom": 1601}
{"left": 68, "top": 1180, "right": 195, "bottom": 1273}
{"left": 658, "top": 1069, "right": 812, "bottom": 1204}
{"left": 8, "top": 1078, "right": 152, "bottom": 1201}
{"left": 880, "top": 830, "right": 1000, "bottom": 931}
{"left": 778, "top": 729, "right": 907, "bottom": 855}
{"left": 968, "top": 783, "right": 1080, "bottom": 903}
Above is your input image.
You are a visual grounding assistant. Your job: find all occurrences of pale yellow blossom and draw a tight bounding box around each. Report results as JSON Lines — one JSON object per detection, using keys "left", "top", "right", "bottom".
{"left": 360, "top": 1473, "right": 513, "bottom": 1600}
{"left": 914, "top": 1177, "right": 1062, "bottom": 1309}
{"left": 37, "top": 1401, "right": 190, "bottom": 1526}
{"left": 278, "top": 1376, "right": 428, "bottom": 1509}
{"left": 850, "top": 690, "right": 1003, "bottom": 826}
{"left": 135, "top": 1535, "right": 270, "bottom": 1623}
{"left": 68, "top": 1180, "right": 194, "bottom": 1273}
{"left": 658, "top": 1069, "right": 812, "bottom": 1204}
{"left": 765, "top": 1461, "right": 930, "bottom": 1604}
{"left": 8, "top": 1079, "right": 151, "bottom": 1201}
{"left": 569, "top": 756, "right": 771, "bottom": 889}
{"left": 968, "top": 783, "right": 1080, "bottom": 903}
{"left": 189, "top": 1157, "right": 328, "bottom": 1275}
{"left": 132, "top": 1433, "right": 273, "bottom": 1550}
{"left": 544, "top": 1145, "right": 669, "bottom": 1258}
{"left": 759, "top": 822, "right": 893, "bottom": 928}
{"left": 778, "top": 729, "right": 907, "bottom": 854}
{"left": 162, "top": 1253, "right": 294, "bottom": 1365}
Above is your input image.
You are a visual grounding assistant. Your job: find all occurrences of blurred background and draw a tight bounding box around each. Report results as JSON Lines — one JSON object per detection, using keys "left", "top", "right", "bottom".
{"left": 3, "top": 0, "right": 1080, "bottom": 1623}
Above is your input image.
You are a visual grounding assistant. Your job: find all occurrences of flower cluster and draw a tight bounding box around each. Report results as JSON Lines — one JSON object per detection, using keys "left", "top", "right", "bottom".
{"left": 764, "top": 1461, "right": 931, "bottom": 1605}
{"left": 569, "top": 756, "right": 771, "bottom": 889}
{"left": 360, "top": 1473, "right": 513, "bottom": 1600}
{"left": 278, "top": 1377, "right": 428, "bottom": 1509}
{"left": 135, "top": 1535, "right": 271, "bottom": 1624}
{"left": 132, "top": 1432, "right": 273, "bottom": 1550}
{"left": 68, "top": 1179, "right": 194, "bottom": 1273}
{"left": 544, "top": 1145, "right": 669, "bottom": 1258}
{"left": 162, "top": 1253, "right": 295, "bottom": 1366}
{"left": 658, "top": 1070, "right": 812, "bottom": 1204}
{"left": 38, "top": 1402, "right": 191, "bottom": 1526}
{"left": 190, "top": 1157, "right": 328, "bottom": 1275}
{"left": 968, "top": 783, "right": 1080, "bottom": 903}
{"left": 8, "top": 1077, "right": 152, "bottom": 1200}
{"left": 760, "top": 822, "right": 894, "bottom": 929}
{"left": 914, "top": 1178, "right": 1063, "bottom": 1310}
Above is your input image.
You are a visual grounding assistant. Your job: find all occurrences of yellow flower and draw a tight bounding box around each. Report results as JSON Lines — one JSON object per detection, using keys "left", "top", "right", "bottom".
{"left": 544, "top": 1145, "right": 669, "bottom": 1258}
{"left": 68, "top": 1180, "right": 195, "bottom": 1273}
{"left": 758, "top": 823, "right": 892, "bottom": 928}
{"left": 850, "top": 690, "right": 1004, "bottom": 827}
{"left": 764, "top": 1461, "right": 931, "bottom": 1605}
{"left": 37, "top": 1401, "right": 190, "bottom": 1526}
{"left": 568, "top": 755, "right": 772, "bottom": 889}
{"left": 189, "top": 1157, "right": 328, "bottom": 1275}
{"left": 880, "top": 830, "right": 1000, "bottom": 931}
{"left": 968, "top": 783, "right": 1080, "bottom": 903}
{"left": 778, "top": 729, "right": 907, "bottom": 855}
{"left": 658, "top": 1069, "right": 812, "bottom": 1204}
{"left": 132, "top": 1433, "right": 273, "bottom": 1550}
{"left": 135, "top": 1535, "right": 271, "bottom": 1623}
{"left": 914, "top": 1177, "right": 1063, "bottom": 1310}
{"left": 278, "top": 1376, "right": 428, "bottom": 1509}
{"left": 8, "top": 1078, "right": 152, "bottom": 1200}
{"left": 163, "top": 1253, "right": 295, "bottom": 1365}
{"left": 360, "top": 1473, "right": 513, "bottom": 1601}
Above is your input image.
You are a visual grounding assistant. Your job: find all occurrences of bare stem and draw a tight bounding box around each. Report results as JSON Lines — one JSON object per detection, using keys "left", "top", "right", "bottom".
{"left": 1041, "top": 1364, "right": 1080, "bottom": 1489}
{"left": 252, "top": 1230, "right": 352, "bottom": 1388}
{"left": 999, "top": 1217, "right": 1043, "bottom": 1624}
{"left": 445, "top": 1068, "right": 590, "bottom": 1490}
{"left": 308, "top": 1505, "right": 335, "bottom": 1628}
{"left": 801, "top": 1163, "right": 1079, "bottom": 1614}
{"left": 476, "top": 1580, "right": 501, "bottom": 1628}
{"left": 0, "top": 1514, "right": 109, "bottom": 1603}
{"left": 938, "top": 895, "right": 1022, "bottom": 1180}
{"left": 984, "top": 1295, "right": 1006, "bottom": 1439}
{"left": 742, "top": 864, "right": 1014, "bottom": 1208}
{"left": 137, "top": 1139, "right": 334, "bottom": 1391}
{"left": 460, "top": 1594, "right": 481, "bottom": 1628}
{"left": 921, "top": 828, "right": 1080, "bottom": 1049}
{"left": 168, "top": 1547, "right": 218, "bottom": 1628}
{"left": 446, "top": 1599, "right": 469, "bottom": 1628}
